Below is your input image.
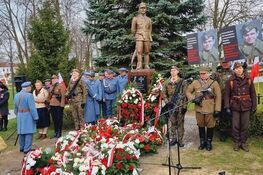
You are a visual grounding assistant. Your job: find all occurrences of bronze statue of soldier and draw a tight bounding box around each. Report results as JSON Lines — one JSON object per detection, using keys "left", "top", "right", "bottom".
{"left": 131, "top": 2, "right": 152, "bottom": 70}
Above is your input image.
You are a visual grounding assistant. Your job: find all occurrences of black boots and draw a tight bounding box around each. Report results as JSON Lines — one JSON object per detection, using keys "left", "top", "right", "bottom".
{"left": 198, "top": 127, "right": 214, "bottom": 151}
{"left": 0, "top": 116, "right": 7, "bottom": 131}
{"left": 0, "top": 118, "right": 2, "bottom": 131}
{"left": 198, "top": 127, "right": 206, "bottom": 150}
{"left": 206, "top": 128, "right": 214, "bottom": 151}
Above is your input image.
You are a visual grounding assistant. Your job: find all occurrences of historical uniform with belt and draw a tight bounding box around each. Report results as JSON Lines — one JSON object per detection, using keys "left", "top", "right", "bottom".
{"left": 163, "top": 66, "right": 188, "bottom": 147}
{"left": 224, "top": 62, "right": 257, "bottom": 152}
{"left": 117, "top": 67, "right": 128, "bottom": 94}
{"left": 67, "top": 69, "right": 87, "bottom": 130}
{"left": 49, "top": 75, "right": 66, "bottom": 138}
{"left": 14, "top": 82, "right": 38, "bottom": 154}
{"left": 186, "top": 67, "right": 221, "bottom": 151}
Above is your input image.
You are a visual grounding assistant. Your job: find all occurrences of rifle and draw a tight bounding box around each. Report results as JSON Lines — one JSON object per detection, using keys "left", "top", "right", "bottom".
{"left": 66, "top": 72, "right": 84, "bottom": 100}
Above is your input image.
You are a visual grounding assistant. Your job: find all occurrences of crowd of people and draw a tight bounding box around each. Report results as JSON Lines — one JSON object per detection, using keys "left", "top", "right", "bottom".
{"left": 0, "top": 60, "right": 257, "bottom": 154}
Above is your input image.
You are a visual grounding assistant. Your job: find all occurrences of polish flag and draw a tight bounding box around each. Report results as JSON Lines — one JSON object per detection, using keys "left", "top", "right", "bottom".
{"left": 58, "top": 73, "right": 67, "bottom": 89}
{"left": 250, "top": 57, "right": 259, "bottom": 81}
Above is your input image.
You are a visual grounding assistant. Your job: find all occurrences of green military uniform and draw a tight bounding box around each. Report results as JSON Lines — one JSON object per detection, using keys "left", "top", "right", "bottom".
{"left": 186, "top": 67, "right": 221, "bottom": 151}
{"left": 239, "top": 39, "right": 263, "bottom": 64}
{"left": 67, "top": 77, "right": 87, "bottom": 130}
{"left": 199, "top": 47, "right": 219, "bottom": 64}
{"left": 163, "top": 77, "right": 188, "bottom": 146}
{"left": 212, "top": 66, "right": 232, "bottom": 141}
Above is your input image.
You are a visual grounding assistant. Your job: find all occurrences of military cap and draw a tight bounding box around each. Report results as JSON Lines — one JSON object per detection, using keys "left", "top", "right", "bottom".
{"left": 85, "top": 72, "right": 95, "bottom": 77}
{"left": 233, "top": 62, "right": 242, "bottom": 69}
{"left": 72, "top": 69, "right": 80, "bottom": 74}
{"left": 170, "top": 65, "right": 179, "bottom": 71}
{"left": 44, "top": 79, "right": 51, "bottom": 82}
{"left": 199, "top": 66, "right": 211, "bottom": 72}
{"left": 241, "top": 23, "right": 258, "bottom": 35}
{"left": 98, "top": 72, "right": 105, "bottom": 76}
{"left": 119, "top": 67, "right": 128, "bottom": 72}
{"left": 201, "top": 31, "right": 215, "bottom": 42}
{"left": 21, "top": 81, "right": 32, "bottom": 88}
{"left": 51, "top": 74, "right": 58, "bottom": 79}
{"left": 105, "top": 69, "right": 114, "bottom": 74}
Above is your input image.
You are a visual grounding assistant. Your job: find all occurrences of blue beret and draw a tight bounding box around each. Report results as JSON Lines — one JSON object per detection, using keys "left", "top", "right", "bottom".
{"left": 84, "top": 72, "right": 95, "bottom": 77}
{"left": 98, "top": 72, "right": 105, "bottom": 76}
{"left": 119, "top": 67, "right": 128, "bottom": 72}
{"left": 84, "top": 72, "right": 91, "bottom": 76}
{"left": 21, "top": 81, "right": 32, "bottom": 88}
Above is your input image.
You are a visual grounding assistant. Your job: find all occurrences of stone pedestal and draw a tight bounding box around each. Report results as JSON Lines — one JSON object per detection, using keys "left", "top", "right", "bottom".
{"left": 128, "top": 69, "right": 155, "bottom": 94}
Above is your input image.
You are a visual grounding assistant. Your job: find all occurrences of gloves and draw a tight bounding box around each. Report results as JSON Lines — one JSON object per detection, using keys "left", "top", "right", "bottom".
{"left": 181, "top": 108, "right": 187, "bottom": 115}
{"left": 166, "top": 101, "right": 174, "bottom": 109}
{"left": 81, "top": 103, "right": 86, "bottom": 109}
{"left": 225, "top": 108, "right": 231, "bottom": 116}
{"left": 214, "top": 111, "right": 220, "bottom": 118}
{"left": 251, "top": 109, "right": 256, "bottom": 115}
{"left": 192, "top": 96, "right": 203, "bottom": 106}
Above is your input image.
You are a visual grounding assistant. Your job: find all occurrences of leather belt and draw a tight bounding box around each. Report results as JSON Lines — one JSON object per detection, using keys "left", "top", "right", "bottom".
{"left": 18, "top": 109, "right": 30, "bottom": 113}
{"left": 232, "top": 95, "right": 250, "bottom": 100}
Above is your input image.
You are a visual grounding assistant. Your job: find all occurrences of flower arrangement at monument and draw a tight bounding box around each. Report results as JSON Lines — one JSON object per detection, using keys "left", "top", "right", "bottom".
{"left": 21, "top": 118, "right": 163, "bottom": 175}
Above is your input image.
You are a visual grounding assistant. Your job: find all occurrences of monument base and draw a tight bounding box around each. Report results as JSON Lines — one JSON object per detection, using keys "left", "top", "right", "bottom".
{"left": 128, "top": 69, "right": 155, "bottom": 94}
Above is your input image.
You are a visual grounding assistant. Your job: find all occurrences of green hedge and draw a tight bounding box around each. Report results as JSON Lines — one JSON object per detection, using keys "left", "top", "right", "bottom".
{"left": 249, "top": 112, "right": 263, "bottom": 136}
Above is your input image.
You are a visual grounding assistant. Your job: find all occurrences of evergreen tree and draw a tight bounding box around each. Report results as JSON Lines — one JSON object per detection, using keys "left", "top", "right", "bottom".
{"left": 27, "top": 0, "right": 72, "bottom": 83}
{"left": 83, "top": 0, "right": 206, "bottom": 74}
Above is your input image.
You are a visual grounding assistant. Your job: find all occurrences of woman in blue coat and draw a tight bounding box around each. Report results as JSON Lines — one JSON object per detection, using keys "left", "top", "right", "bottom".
{"left": 14, "top": 82, "right": 39, "bottom": 154}
{"left": 0, "top": 82, "right": 9, "bottom": 131}
{"left": 83, "top": 72, "right": 101, "bottom": 124}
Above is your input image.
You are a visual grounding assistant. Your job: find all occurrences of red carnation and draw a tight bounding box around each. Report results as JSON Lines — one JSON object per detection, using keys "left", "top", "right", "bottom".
{"left": 116, "top": 154, "right": 122, "bottom": 160}
{"left": 144, "top": 144, "right": 150, "bottom": 151}
{"left": 149, "top": 135, "right": 156, "bottom": 142}
{"left": 125, "top": 153, "right": 131, "bottom": 160}
{"left": 101, "top": 157, "right": 108, "bottom": 167}
{"left": 122, "top": 103, "right": 128, "bottom": 108}
{"left": 129, "top": 165, "right": 134, "bottom": 171}
{"left": 116, "top": 162, "right": 123, "bottom": 170}
{"left": 132, "top": 155, "right": 137, "bottom": 160}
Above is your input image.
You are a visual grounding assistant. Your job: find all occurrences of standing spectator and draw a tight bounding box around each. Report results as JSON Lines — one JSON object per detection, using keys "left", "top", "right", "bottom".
{"left": 66, "top": 69, "right": 87, "bottom": 130}
{"left": 117, "top": 67, "right": 128, "bottom": 94}
{"left": 49, "top": 75, "right": 66, "bottom": 138}
{"left": 225, "top": 62, "right": 257, "bottom": 152}
{"left": 98, "top": 72, "right": 106, "bottom": 117}
{"left": 186, "top": 67, "right": 221, "bottom": 151}
{"left": 83, "top": 72, "right": 101, "bottom": 124}
{"left": 103, "top": 69, "right": 119, "bottom": 118}
{"left": 33, "top": 80, "right": 50, "bottom": 139}
{"left": 0, "top": 82, "right": 9, "bottom": 131}
{"left": 44, "top": 79, "right": 52, "bottom": 92}
{"left": 14, "top": 82, "right": 38, "bottom": 154}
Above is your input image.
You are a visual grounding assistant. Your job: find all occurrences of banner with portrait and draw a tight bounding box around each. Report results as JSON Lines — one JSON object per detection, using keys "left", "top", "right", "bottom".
{"left": 187, "top": 33, "right": 201, "bottom": 64}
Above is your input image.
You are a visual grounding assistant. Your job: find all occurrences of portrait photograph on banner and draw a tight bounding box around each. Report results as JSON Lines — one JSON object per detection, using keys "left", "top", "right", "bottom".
{"left": 187, "top": 33, "right": 201, "bottom": 64}
{"left": 198, "top": 29, "right": 219, "bottom": 65}
{"left": 236, "top": 20, "right": 263, "bottom": 65}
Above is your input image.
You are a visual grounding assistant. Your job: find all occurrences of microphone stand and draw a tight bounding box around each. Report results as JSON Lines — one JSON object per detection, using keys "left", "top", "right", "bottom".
{"left": 154, "top": 99, "right": 201, "bottom": 175}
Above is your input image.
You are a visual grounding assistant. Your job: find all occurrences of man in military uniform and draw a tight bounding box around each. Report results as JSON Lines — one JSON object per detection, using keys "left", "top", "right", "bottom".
{"left": 225, "top": 62, "right": 257, "bottom": 152}
{"left": 163, "top": 66, "right": 188, "bottom": 147}
{"left": 117, "top": 67, "right": 128, "bottom": 94}
{"left": 14, "top": 82, "right": 38, "bottom": 154}
{"left": 212, "top": 59, "right": 232, "bottom": 141}
{"left": 239, "top": 23, "right": 263, "bottom": 64}
{"left": 186, "top": 67, "right": 221, "bottom": 151}
{"left": 67, "top": 69, "right": 87, "bottom": 130}
{"left": 49, "top": 74, "right": 66, "bottom": 138}
{"left": 98, "top": 72, "right": 106, "bottom": 117}
{"left": 199, "top": 31, "right": 219, "bottom": 65}
{"left": 131, "top": 2, "right": 152, "bottom": 69}
{"left": 44, "top": 79, "right": 52, "bottom": 93}
{"left": 103, "top": 69, "right": 119, "bottom": 118}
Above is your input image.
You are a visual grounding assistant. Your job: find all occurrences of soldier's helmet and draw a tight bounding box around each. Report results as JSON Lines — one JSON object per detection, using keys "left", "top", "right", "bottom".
{"left": 241, "top": 23, "right": 258, "bottom": 35}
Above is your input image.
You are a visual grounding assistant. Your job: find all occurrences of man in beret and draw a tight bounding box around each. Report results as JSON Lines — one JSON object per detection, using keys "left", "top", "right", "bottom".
{"left": 239, "top": 23, "right": 263, "bottom": 64}
{"left": 163, "top": 66, "right": 188, "bottom": 147}
{"left": 186, "top": 67, "right": 221, "bottom": 151}
{"left": 83, "top": 72, "right": 102, "bottom": 124}
{"left": 199, "top": 31, "right": 219, "bottom": 65}
{"left": 49, "top": 74, "right": 66, "bottom": 138}
{"left": 14, "top": 82, "right": 39, "bottom": 154}
{"left": 117, "top": 67, "right": 128, "bottom": 94}
{"left": 98, "top": 72, "right": 106, "bottom": 117}
{"left": 103, "top": 69, "right": 119, "bottom": 118}
{"left": 225, "top": 62, "right": 257, "bottom": 152}
{"left": 66, "top": 69, "right": 87, "bottom": 130}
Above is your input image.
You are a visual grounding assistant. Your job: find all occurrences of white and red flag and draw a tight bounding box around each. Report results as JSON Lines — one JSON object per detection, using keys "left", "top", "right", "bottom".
{"left": 250, "top": 57, "right": 259, "bottom": 81}
{"left": 58, "top": 72, "right": 67, "bottom": 89}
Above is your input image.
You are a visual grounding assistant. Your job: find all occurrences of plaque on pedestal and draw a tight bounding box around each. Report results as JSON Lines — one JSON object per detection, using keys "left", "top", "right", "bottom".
{"left": 128, "top": 69, "right": 154, "bottom": 94}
